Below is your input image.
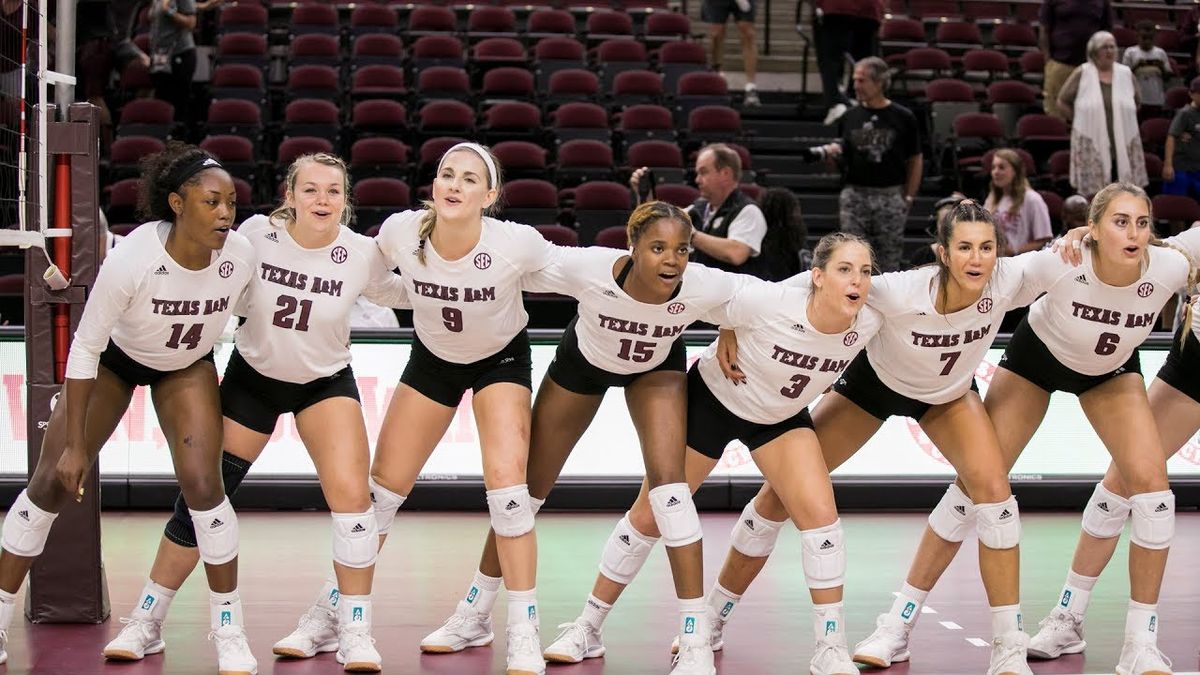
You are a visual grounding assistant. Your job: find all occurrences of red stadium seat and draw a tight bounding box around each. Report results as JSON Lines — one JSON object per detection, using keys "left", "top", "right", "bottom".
{"left": 351, "top": 99, "right": 408, "bottom": 137}
{"left": 481, "top": 67, "right": 536, "bottom": 101}
{"left": 556, "top": 140, "right": 616, "bottom": 185}
{"left": 501, "top": 179, "right": 560, "bottom": 225}
{"left": 535, "top": 225, "right": 579, "bottom": 247}
{"left": 350, "top": 4, "right": 397, "bottom": 35}
{"left": 593, "top": 226, "right": 629, "bottom": 249}
{"left": 654, "top": 183, "right": 700, "bottom": 208}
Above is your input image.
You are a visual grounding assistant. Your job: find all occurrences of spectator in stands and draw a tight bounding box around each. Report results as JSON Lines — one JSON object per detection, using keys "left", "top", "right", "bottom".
{"left": 703, "top": 0, "right": 761, "bottom": 107}
{"left": 1181, "top": 4, "right": 1200, "bottom": 78}
{"left": 1058, "top": 31, "right": 1148, "bottom": 197}
{"left": 1163, "top": 77, "right": 1200, "bottom": 199}
{"left": 1040, "top": 0, "right": 1114, "bottom": 120}
{"left": 805, "top": 56, "right": 921, "bottom": 272}
{"left": 813, "top": 0, "right": 884, "bottom": 126}
{"left": 983, "top": 149, "right": 1053, "bottom": 255}
{"left": 758, "top": 187, "right": 810, "bottom": 280}
{"left": 148, "top": 0, "right": 222, "bottom": 124}
{"left": 1122, "top": 21, "right": 1172, "bottom": 110}
{"left": 1060, "top": 194, "right": 1090, "bottom": 235}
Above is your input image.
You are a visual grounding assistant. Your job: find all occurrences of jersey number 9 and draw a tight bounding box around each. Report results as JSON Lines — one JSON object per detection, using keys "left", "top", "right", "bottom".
{"left": 442, "top": 307, "right": 464, "bottom": 332}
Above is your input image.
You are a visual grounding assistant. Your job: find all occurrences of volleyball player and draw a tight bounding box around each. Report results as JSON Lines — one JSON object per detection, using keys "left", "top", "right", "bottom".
{"left": 835, "top": 183, "right": 1188, "bottom": 675}
{"left": 420, "top": 201, "right": 745, "bottom": 674}
{"left": 100, "top": 153, "right": 409, "bottom": 672}
{"left": 1021, "top": 198, "right": 1200, "bottom": 673}
{"left": 703, "top": 201, "right": 1068, "bottom": 675}
{"left": 0, "top": 143, "right": 257, "bottom": 674}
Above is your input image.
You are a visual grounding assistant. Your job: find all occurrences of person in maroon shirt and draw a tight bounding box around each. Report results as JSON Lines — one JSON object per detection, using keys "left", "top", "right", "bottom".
{"left": 1039, "top": 0, "right": 1114, "bottom": 119}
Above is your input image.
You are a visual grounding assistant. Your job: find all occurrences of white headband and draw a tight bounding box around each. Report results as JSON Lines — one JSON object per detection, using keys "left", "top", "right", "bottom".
{"left": 438, "top": 142, "right": 498, "bottom": 188}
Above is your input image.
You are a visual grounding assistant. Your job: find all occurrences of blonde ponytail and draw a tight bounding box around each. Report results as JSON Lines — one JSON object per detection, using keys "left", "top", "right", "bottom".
{"left": 415, "top": 199, "right": 437, "bottom": 265}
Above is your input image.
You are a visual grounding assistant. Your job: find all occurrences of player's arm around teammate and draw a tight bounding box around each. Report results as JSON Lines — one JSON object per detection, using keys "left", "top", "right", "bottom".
{"left": 420, "top": 201, "right": 749, "bottom": 675}
{"left": 1018, "top": 206, "right": 1200, "bottom": 668}
{"left": 709, "top": 201, "right": 1070, "bottom": 675}
{"left": 101, "top": 153, "right": 409, "bottom": 672}
{"left": 0, "top": 143, "right": 258, "bottom": 673}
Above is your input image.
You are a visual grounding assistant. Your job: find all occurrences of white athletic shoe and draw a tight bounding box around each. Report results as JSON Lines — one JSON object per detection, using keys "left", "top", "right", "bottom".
{"left": 543, "top": 620, "right": 605, "bottom": 663}
{"left": 102, "top": 616, "right": 166, "bottom": 660}
{"left": 1116, "top": 638, "right": 1173, "bottom": 675}
{"left": 273, "top": 605, "right": 338, "bottom": 658}
{"left": 1028, "top": 609, "right": 1086, "bottom": 659}
{"left": 670, "top": 614, "right": 725, "bottom": 654}
{"left": 671, "top": 633, "right": 716, "bottom": 675}
{"left": 505, "top": 621, "right": 545, "bottom": 675}
{"left": 336, "top": 624, "right": 382, "bottom": 672}
{"left": 810, "top": 639, "right": 857, "bottom": 674}
{"left": 987, "top": 631, "right": 1034, "bottom": 675}
{"left": 209, "top": 624, "right": 257, "bottom": 675}
{"left": 420, "top": 601, "right": 494, "bottom": 653}
{"left": 852, "top": 614, "right": 911, "bottom": 667}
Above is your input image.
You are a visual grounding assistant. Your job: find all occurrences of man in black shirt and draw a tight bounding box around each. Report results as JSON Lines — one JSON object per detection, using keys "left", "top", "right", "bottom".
{"left": 808, "top": 57, "right": 922, "bottom": 271}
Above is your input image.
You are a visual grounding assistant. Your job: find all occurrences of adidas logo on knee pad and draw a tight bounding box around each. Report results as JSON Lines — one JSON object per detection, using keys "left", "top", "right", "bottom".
{"left": 999, "top": 509, "right": 1012, "bottom": 519}
{"left": 505, "top": 499, "right": 519, "bottom": 510}
{"left": 1097, "top": 501, "right": 1109, "bottom": 511}
{"left": 954, "top": 505, "right": 966, "bottom": 515}
{"left": 820, "top": 539, "right": 835, "bottom": 550}
{"left": 1155, "top": 502, "right": 1168, "bottom": 512}
{"left": 351, "top": 523, "right": 366, "bottom": 533}
{"left": 619, "top": 535, "right": 630, "bottom": 545}
{"left": 210, "top": 518, "right": 224, "bottom": 528}
{"left": 18, "top": 510, "right": 28, "bottom": 520}
{"left": 743, "top": 519, "right": 755, "bottom": 530}
{"left": 666, "top": 496, "right": 680, "bottom": 507}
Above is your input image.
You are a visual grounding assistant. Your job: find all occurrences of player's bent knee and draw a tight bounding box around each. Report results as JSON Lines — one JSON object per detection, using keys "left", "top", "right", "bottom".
{"left": 166, "top": 451, "right": 253, "bottom": 548}
{"left": 730, "top": 500, "right": 786, "bottom": 558}
{"left": 927, "top": 483, "right": 975, "bottom": 543}
{"left": 599, "top": 512, "right": 660, "bottom": 585}
{"left": 332, "top": 510, "right": 379, "bottom": 568}
{"left": 648, "top": 483, "right": 701, "bottom": 548}
{"left": 1129, "top": 490, "right": 1174, "bottom": 550}
{"left": 2, "top": 489, "right": 58, "bottom": 557}
{"left": 369, "top": 476, "right": 406, "bottom": 535}
{"left": 1081, "top": 481, "right": 1131, "bottom": 539}
{"left": 189, "top": 497, "right": 239, "bottom": 565}
{"left": 486, "top": 484, "right": 535, "bottom": 538}
{"left": 975, "top": 496, "right": 1021, "bottom": 550}
{"left": 800, "top": 520, "right": 845, "bottom": 589}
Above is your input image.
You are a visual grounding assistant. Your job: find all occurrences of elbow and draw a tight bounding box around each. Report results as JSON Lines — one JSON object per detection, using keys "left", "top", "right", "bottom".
{"left": 728, "top": 247, "right": 752, "bottom": 267}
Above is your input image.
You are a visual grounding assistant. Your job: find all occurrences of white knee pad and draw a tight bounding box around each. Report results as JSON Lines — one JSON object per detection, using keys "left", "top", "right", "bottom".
{"left": 648, "top": 483, "right": 702, "bottom": 548}
{"left": 599, "top": 512, "right": 660, "bottom": 585}
{"left": 486, "top": 484, "right": 535, "bottom": 538}
{"left": 368, "top": 477, "right": 406, "bottom": 535}
{"left": 2, "top": 490, "right": 58, "bottom": 557}
{"left": 730, "top": 500, "right": 786, "bottom": 558}
{"left": 189, "top": 497, "right": 239, "bottom": 565}
{"left": 927, "top": 483, "right": 975, "bottom": 543}
{"left": 800, "top": 519, "right": 846, "bottom": 590}
{"left": 975, "top": 496, "right": 1021, "bottom": 550}
{"left": 1080, "top": 482, "right": 1132, "bottom": 539}
{"left": 531, "top": 496, "right": 545, "bottom": 515}
{"left": 331, "top": 510, "right": 379, "bottom": 569}
{"left": 1129, "top": 490, "right": 1174, "bottom": 550}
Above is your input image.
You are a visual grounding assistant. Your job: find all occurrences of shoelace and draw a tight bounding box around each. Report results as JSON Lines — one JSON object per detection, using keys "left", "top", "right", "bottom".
{"left": 507, "top": 624, "right": 541, "bottom": 658}
{"left": 208, "top": 626, "right": 254, "bottom": 661}
{"left": 116, "top": 616, "right": 159, "bottom": 643}
{"left": 812, "top": 640, "right": 848, "bottom": 665}
{"left": 1037, "top": 612, "right": 1078, "bottom": 636}
{"left": 987, "top": 638, "right": 1026, "bottom": 675}
{"left": 295, "top": 607, "right": 333, "bottom": 633}
{"left": 1129, "top": 642, "right": 1173, "bottom": 671}
{"left": 340, "top": 626, "right": 378, "bottom": 654}
{"left": 552, "top": 622, "right": 591, "bottom": 653}
{"left": 441, "top": 610, "right": 481, "bottom": 635}
{"left": 672, "top": 641, "right": 705, "bottom": 667}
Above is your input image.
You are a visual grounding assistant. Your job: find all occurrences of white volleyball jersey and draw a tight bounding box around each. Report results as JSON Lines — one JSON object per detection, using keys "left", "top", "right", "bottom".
{"left": 698, "top": 281, "right": 883, "bottom": 424}
{"left": 66, "top": 221, "right": 255, "bottom": 380}
{"left": 522, "top": 246, "right": 749, "bottom": 375}
{"left": 232, "top": 215, "right": 410, "bottom": 384}
{"left": 376, "top": 210, "right": 553, "bottom": 363}
{"left": 864, "top": 249, "right": 1060, "bottom": 404}
{"left": 1164, "top": 228, "right": 1200, "bottom": 339}
{"left": 1028, "top": 245, "right": 1189, "bottom": 375}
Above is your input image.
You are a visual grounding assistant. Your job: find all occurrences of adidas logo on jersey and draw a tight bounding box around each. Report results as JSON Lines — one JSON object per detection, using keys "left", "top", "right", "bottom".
{"left": 1097, "top": 501, "right": 1109, "bottom": 512}
{"left": 351, "top": 523, "right": 366, "bottom": 533}
{"left": 1074, "top": 274, "right": 1088, "bottom": 285}
{"left": 17, "top": 510, "right": 28, "bottom": 520}
{"left": 954, "top": 505, "right": 966, "bottom": 515}
{"left": 666, "top": 496, "right": 680, "bottom": 507}
{"left": 743, "top": 519, "right": 755, "bottom": 530}
{"left": 618, "top": 534, "right": 630, "bottom": 546}
{"left": 819, "top": 539, "right": 835, "bottom": 550}
{"left": 210, "top": 518, "right": 224, "bottom": 528}
{"left": 1155, "top": 502, "right": 1169, "bottom": 512}
{"left": 791, "top": 323, "right": 805, "bottom": 333}
{"left": 505, "top": 499, "right": 520, "bottom": 510}
{"left": 998, "top": 509, "right": 1012, "bottom": 519}
{"left": 265, "top": 231, "right": 279, "bottom": 242}
{"left": 153, "top": 265, "right": 169, "bottom": 276}
{"left": 603, "top": 290, "right": 618, "bottom": 298}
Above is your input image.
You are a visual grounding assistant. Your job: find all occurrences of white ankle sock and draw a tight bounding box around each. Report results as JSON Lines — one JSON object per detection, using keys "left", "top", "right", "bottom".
{"left": 580, "top": 594, "right": 612, "bottom": 632}
{"left": 813, "top": 601, "right": 846, "bottom": 645}
{"left": 338, "top": 594, "right": 372, "bottom": 629}
{"left": 507, "top": 588, "right": 538, "bottom": 627}
{"left": 708, "top": 582, "right": 741, "bottom": 623}
{"left": 316, "top": 574, "right": 339, "bottom": 611}
{"left": 1125, "top": 600, "right": 1158, "bottom": 642}
{"left": 209, "top": 590, "right": 244, "bottom": 630}
{"left": 1057, "top": 570, "right": 1098, "bottom": 618}
{"left": 465, "top": 570, "right": 502, "bottom": 615}
{"left": 131, "top": 580, "right": 176, "bottom": 622}
{"left": 890, "top": 582, "right": 928, "bottom": 625}
{"left": 0, "top": 589, "right": 15, "bottom": 631}
{"left": 679, "top": 597, "right": 709, "bottom": 641}
{"left": 990, "top": 604, "right": 1022, "bottom": 638}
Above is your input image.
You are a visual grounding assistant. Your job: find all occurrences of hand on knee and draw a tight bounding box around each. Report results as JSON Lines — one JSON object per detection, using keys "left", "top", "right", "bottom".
{"left": 928, "top": 483, "right": 976, "bottom": 543}
{"left": 188, "top": 497, "right": 239, "bottom": 565}
{"left": 486, "top": 484, "right": 535, "bottom": 538}
{"left": 975, "top": 496, "right": 1021, "bottom": 550}
{"left": 1129, "top": 490, "right": 1174, "bottom": 550}
{"left": 368, "top": 476, "right": 407, "bottom": 535}
{"left": 648, "top": 483, "right": 701, "bottom": 548}
{"left": 1081, "top": 482, "right": 1132, "bottom": 539}
{"left": 800, "top": 520, "right": 845, "bottom": 590}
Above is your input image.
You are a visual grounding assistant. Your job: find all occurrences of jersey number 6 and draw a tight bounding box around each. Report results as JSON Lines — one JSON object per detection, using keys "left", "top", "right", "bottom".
{"left": 1094, "top": 332, "right": 1120, "bottom": 356}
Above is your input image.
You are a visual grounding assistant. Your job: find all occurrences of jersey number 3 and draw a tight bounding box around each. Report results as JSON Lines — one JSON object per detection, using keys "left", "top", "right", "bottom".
{"left": 780, "top": 373, "right": 811, "bottom": 399}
